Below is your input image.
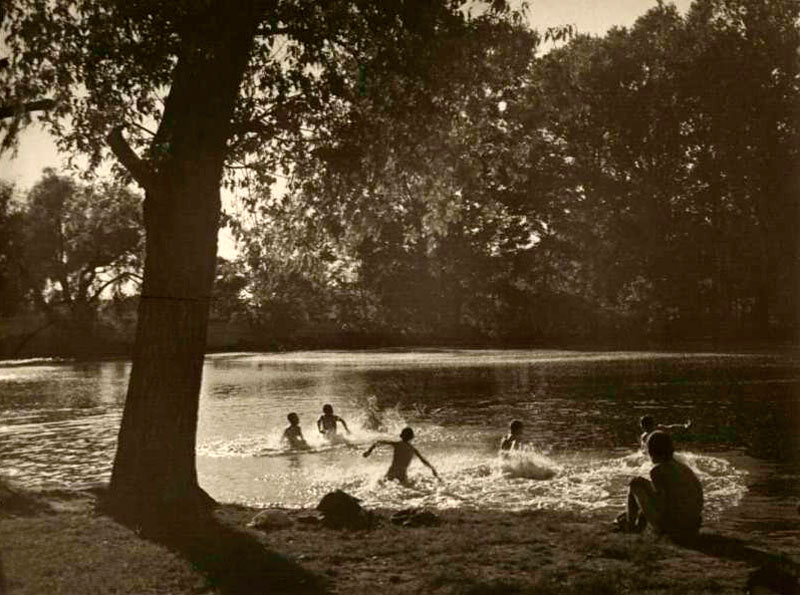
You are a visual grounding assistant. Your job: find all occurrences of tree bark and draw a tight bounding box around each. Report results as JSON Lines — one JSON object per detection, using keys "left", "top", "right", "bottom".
{"left": 106, "top": 3, "right": 259, "bottom": 523}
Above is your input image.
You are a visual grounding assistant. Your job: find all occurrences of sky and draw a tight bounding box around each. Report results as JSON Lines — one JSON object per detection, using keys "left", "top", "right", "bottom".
{"left": 0, "top": 0, "right": 692, "bottom": 254}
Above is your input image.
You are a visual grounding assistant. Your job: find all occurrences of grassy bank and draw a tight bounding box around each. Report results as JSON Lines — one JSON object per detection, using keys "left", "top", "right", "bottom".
{"left": 1, "top": 484, "right": 797, "bottom": 595}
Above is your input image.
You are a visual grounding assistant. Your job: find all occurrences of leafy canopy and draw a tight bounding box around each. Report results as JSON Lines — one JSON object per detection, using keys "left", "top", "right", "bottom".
{"left": 1, "top": 1, "right": 521, "bottom": 179}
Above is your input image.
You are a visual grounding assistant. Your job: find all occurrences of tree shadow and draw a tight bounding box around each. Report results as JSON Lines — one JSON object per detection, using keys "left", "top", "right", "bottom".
{"left": 133, "top": 511, "right": 328, "bottom": 595}
{"left": 675, "top": 531, "right": 799, "bottom": 594}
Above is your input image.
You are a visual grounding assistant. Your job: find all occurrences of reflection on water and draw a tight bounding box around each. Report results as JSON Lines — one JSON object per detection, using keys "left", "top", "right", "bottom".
{"left": 0, "top": 358, "right": 128, "bottom": 489}
{"left": 0, "top": 350, "right": 798, "bottom": 550}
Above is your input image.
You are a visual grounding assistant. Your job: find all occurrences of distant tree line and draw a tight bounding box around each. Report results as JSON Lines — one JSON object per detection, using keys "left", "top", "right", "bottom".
{"left": 0, "top": 170, "right": 143, "bottom": 356}
{"left": 224, "top": 0, "right": 799, "bottom": 348}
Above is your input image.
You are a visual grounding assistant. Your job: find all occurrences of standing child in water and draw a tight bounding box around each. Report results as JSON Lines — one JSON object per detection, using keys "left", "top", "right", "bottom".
{"left": 363, "top": 427, "right": 440, "bottom": 484}
{"left": 639, "top": 415, "right": 691, "bottom": 453}
{"left": 317, "top": 404, "right": 351, "bottom": 440}
{"left": 282, "top": 412, "right": 310, "bottom": 450}
{"left": 500, "top": 419, "right": 525, "bottom": 451}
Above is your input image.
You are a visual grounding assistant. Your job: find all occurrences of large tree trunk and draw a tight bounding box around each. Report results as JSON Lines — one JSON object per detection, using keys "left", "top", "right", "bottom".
{"left": 106, "top": 4, "right": 258, "bottom": 523}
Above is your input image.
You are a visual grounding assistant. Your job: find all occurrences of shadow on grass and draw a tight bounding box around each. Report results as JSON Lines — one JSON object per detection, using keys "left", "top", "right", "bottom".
{"left": 134, "top": 512, "right": 327, "bottom": 595}
{"left": 0, "top": 477, "right": 53, "bottom": 517}
{"left": 678, "top": 532, "right": 799, "bottom": 594}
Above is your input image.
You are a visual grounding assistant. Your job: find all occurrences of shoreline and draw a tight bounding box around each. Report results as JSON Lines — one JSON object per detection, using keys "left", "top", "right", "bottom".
{"left": 2, "top": 484, "right": 798, "bottom": 594}
{"left": 2, "top": 343, "right": 799, "bottom": 364}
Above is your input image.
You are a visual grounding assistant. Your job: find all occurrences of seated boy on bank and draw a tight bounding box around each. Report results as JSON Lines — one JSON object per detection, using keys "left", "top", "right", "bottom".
{"left": 363, "top": 427, "right": 440, "bottom": 484}
{"left": 618, "top": 430, "right": 704, "bottom": 539}
{"left": 500, "top": 419, "right": 525, "bottom": 451}
{"left": 282, "top": 412, "right": 310, "bottom": 450}
{"left": 639, "top": 415, "right": 691, "bottom": 453}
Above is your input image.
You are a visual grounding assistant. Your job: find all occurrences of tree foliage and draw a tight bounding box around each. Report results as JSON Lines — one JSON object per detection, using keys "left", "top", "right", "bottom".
{"left": 534, "top": 0, "right": 799, "bottom": 340}
{"left": 2, "top": 0, "right": 527, "bottom": 519}
{"left": 231, "top": 0, "right": 799, "bottom": 346}
{"left": 21, "top": 169, "right": 143, "bottom": 314}
{"left": 0, "top": 182, "right": 27, "bottom": 316}
{"left": 0, "top": 170, "right": 143, "bottom": 352}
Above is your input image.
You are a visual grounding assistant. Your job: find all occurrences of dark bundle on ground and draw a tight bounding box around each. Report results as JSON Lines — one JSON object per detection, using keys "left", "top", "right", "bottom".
{"left": 316, "top": 490, "right": 376, "bottom": 530}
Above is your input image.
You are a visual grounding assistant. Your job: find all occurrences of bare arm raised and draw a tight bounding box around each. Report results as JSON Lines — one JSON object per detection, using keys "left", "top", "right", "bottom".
{"left": 658, "top": 420, "right": 692, "bottom": 432}
{"left": 363, "top": 440, "right": 392, "bottom": 457}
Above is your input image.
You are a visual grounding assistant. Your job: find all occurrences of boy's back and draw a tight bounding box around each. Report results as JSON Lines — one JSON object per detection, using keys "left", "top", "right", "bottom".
{"left": 363, "top": 427, "right": 439, "bottom": 484}
{"left": 650, "top": 457, "right": 703, "bottom": 534}
{"left": 387, "top": 440, "right": 415, "bottom": 481}
{"left": 282, "top": 425, "right": 309, "bottom": 449}
{"left": 318, "top": 414, "right": 338, "bottom": 432}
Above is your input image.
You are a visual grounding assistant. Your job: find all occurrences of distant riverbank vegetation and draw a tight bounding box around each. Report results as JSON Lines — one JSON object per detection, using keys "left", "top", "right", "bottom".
{"left": 1, "top": 1, "right": 797, "bottom": 359}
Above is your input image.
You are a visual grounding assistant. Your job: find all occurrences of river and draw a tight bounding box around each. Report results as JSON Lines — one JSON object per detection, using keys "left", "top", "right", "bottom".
{"left": 0, "top": 349, "right": 797, "bottom": 553}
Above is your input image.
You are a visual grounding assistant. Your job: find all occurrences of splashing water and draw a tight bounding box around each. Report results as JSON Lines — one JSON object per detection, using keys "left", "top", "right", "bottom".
{"left": 197, "top": 408, "right": 412, "bottom": 459}
{"left": 193, "top": 386, "right": 749, "bottom": 518}
{"left": 334, "top": 447, "right": 748, "bottom": 518}
{"left": 197, "top": 423, "right": 748, "bottom": 520}
{"left": 3, "top": 351, "right": 784, "bottom": 534}
{"left": 498, "top": 448, "right": 559, "bottom": 480}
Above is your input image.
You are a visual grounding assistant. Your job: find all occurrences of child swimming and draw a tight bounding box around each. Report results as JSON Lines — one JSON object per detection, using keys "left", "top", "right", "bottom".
{"left": 500, "top": 419, "right": 525, "bottom": 451}
{"left": 281, "top": 412, "right": 310, "bottom": 450}
{"left": 317, "top": 404, "right": 351, "bottom": 441}
{"left": 639, "top": 415, "right": 691, "bottom": 453}
{"left": 363, "top": 427, "right": 440, "bottom": 484}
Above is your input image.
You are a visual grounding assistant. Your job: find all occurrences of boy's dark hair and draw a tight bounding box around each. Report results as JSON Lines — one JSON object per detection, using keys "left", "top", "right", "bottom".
{"left": 646, "top": 431, "right": 674, "bottom": 460}
{"left": 323, "top": 404, "right": 333, "bottom": 414}
{"left": 509, "top": 419, "right": 524, "bottom": 432}
{"left": 400, "top": 427, "right": 414, "bottom": 441}
{"left": 640, "top": 415, "right": 655, "bottom": 432}
{"left": 287, "top": 412, "right": 299, "bottom": 423}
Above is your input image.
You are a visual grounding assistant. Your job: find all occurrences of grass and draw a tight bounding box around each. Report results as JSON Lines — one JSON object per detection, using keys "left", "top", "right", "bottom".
{"left": 1, "top": 484, "right": 796, "bottom": 595}
{"left": 1, "top": 513, "right": 210, "bottom": 594}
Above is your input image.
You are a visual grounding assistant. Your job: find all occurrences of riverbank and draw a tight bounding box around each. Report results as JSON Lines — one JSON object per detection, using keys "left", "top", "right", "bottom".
{"left": 2, "top": 308, "right": 797, "bottom": 361}
{"left": 2, "top": 484, "right": 797, "bottom": 595}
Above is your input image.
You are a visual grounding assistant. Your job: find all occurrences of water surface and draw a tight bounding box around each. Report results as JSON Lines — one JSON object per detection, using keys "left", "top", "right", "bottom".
{"left": 1, "top": 350, "right": 797, "bottom": 552}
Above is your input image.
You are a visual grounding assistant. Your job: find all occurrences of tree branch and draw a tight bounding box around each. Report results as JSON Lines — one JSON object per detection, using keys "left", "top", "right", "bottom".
{"left": 255, "top": 25, "right": 296, "bottom": 37}
{"left": 106, "top": 126, "right": 156, "bottom": 191}
{"left": 0, "top": 98, "right": 56, "bottom": 119}
{"left": 128, "top": 120, "right": 157, "bottom": 137}
{"left": 89, "top": 271, "right": 143, "bottom": 303}
{"left": 231, "top": 119, "right": 275, "bottom": 136}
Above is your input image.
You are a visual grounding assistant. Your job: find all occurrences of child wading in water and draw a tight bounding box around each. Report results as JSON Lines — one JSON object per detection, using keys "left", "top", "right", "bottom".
{"left": 500, "top": 419, "right": 525, "bottom": 451}
{"left": 616, "top": 430, "right": 704, "bottom": 540}
{"left": 281, "top": 412, "right": 310, "bottom": 450}
{"left": 317, "top": 404, "right": 351, "bottom": 441}
{"left": 363, "top": 427, "right": 440, "bottom": 484}
{"left": 639, "top": 415, "right": 691, "bottom": 453}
